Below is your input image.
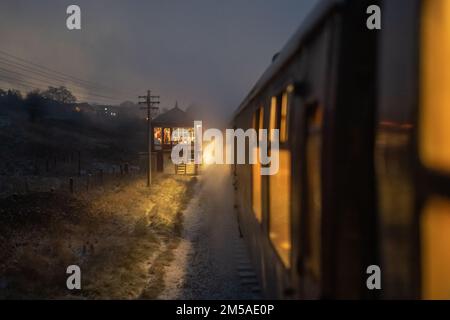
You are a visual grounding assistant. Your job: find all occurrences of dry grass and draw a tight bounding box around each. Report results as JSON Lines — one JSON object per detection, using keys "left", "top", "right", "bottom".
{"left": 0, "top": 174, "right": 196, "bottom": 299}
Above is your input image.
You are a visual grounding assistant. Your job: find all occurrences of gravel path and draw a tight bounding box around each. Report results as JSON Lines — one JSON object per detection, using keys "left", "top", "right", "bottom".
{"left": 159, "top": 165, "right": 261, "bottom": 299}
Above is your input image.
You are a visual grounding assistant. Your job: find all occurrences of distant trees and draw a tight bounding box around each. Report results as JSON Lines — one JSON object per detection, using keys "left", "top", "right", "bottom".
{"left": 0, "top": 86, "right": 77, "bottom": 105}
{"left": 0, "top": 86, "right": 78, "bottom": 121}
{"left": 0, "top": 89, "right": 22, "bottom": 101}
{"left": 25, "top": 90, "right": 46, "bottom": 122}
{"left": 6, "top": 89, "right": 22, "bottom": 100}
{"left": 0, "top": 89, "right": 23, "bottom": 112}
{"left": 42, "top": 86, "right": 77, "bottom": 104}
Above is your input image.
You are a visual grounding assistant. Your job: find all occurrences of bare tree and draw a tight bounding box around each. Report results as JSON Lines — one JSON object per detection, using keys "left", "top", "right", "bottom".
{"left": 42, "top": 86, "right": 77, "bottom": 104}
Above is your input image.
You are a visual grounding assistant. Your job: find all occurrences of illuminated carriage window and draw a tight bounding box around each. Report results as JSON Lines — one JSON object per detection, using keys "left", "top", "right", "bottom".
{"left": 252, "top": 107, "right": 264, "bottom": 222}
{"left": 421, "top": 197, "right": 450, "bottom": 299}
{"left": 269, "top": 150, "right": 291, "bottom": 267}
{"left": 420, "top": 0, "right": 450, "bottom": 172}
{"left": 280, "top": 92, "right": 289, "bottom": 143}
{"left": 269, "top": 92, "right": 290, "bottom": 143}
{"left": 269, "top": 97, "right": 278, "bottom": 140}
{"left": 269, "top": 93, "right": 292, "bottom": 268}
{"left": 420, "top": 0, "right": 450, "bottom": 299}
{"left": 163, "top": 128, "right": 171, "bottom": 144}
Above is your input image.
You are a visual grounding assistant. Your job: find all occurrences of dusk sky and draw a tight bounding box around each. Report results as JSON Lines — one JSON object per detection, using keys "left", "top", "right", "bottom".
{"left": 0, "top": 0, "right": 318, "bottom": 121}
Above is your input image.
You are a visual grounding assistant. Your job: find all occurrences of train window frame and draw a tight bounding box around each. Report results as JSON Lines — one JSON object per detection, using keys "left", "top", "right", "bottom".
{"left": 269, "top": 91, "right": 291, "bottom": 148}
{"left": 251, "top": 104, "right": 265, "bottom": 223}
{"left": 267, "top": 85, "right": 294, "bottom": 270}
{"left": 303, "top": 100, "right": 324, "bottom": 281}
{"left": 280, "top": 91, "right": 289, "bottom": 143}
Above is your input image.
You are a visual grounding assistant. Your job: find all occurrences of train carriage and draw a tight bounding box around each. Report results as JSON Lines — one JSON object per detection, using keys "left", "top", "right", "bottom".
{"left": 233, "top": 0, "right": 450, "bottom": 299}
{"left": 232, "top": 0, "right": 378, "bottom": 299}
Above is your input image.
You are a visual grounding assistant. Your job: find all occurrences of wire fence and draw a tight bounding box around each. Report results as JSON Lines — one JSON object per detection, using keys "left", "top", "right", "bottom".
{"left": 0, "top": 162, "right": 142, "bottom": 198}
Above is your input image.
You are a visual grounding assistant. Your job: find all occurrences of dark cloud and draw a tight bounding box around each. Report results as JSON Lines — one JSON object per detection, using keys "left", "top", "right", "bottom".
{"left": 0, "top": 0, "right": 317, "bottom": 122}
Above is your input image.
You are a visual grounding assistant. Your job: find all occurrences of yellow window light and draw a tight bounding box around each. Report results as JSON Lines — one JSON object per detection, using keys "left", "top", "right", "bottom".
{"left": 269, "top": 149, "right": 292, "bottom": 268}
{"left": 420, "top": 0, "right": 450, "bottom": 173}
{"left": 421, "top": 196, "right": 450, "bottom": 299}
{"left": 280, "top": 92, "right": 288, "bottom": 143}
{"left": 270, "top": 97, "right": 277, "bottom": 142}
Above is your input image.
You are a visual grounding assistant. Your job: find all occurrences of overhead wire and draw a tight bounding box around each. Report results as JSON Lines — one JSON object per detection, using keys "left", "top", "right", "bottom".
{"left": 0, "top": 49, "right": 143, "bottom": 104}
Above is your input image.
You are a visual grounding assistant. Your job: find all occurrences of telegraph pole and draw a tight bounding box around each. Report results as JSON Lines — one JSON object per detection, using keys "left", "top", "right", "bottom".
{"left": 139, "top": 90, "right": 160, "bottom": 187}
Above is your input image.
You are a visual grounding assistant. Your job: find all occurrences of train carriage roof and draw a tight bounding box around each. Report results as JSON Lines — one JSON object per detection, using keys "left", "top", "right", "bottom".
{"left": 232, "top": 0, "right": 342, "bottom": 119}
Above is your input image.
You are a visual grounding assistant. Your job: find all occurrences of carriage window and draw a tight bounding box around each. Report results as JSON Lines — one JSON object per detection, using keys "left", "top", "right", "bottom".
{"left": 420, "top": 0, "right": 450, "bottom": 299}
{"left": 259, "top": 106, "right": 264, "bottom": 131}
{"left": 252, "top": 107, "right": 264, "bottom": 222}
{"left": 421, "top": 197, "right": 450, "bottom": 299}
{"left": 269, "top": 92, "right": 291, "bottom": 268}
{"left": 420, "top": 0, "right": 450, "bottom": 173}
{"left": 270, "top": 96, "right": 278, "bottom": 141}
{"left": 280, "top": 92, "right": 289, "bottom": 143}
{"left": 270, "top": 92, "right": 289, "bottom": 143}
{"left": 269, "top": 150, "right": 291, "bottom": 268}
